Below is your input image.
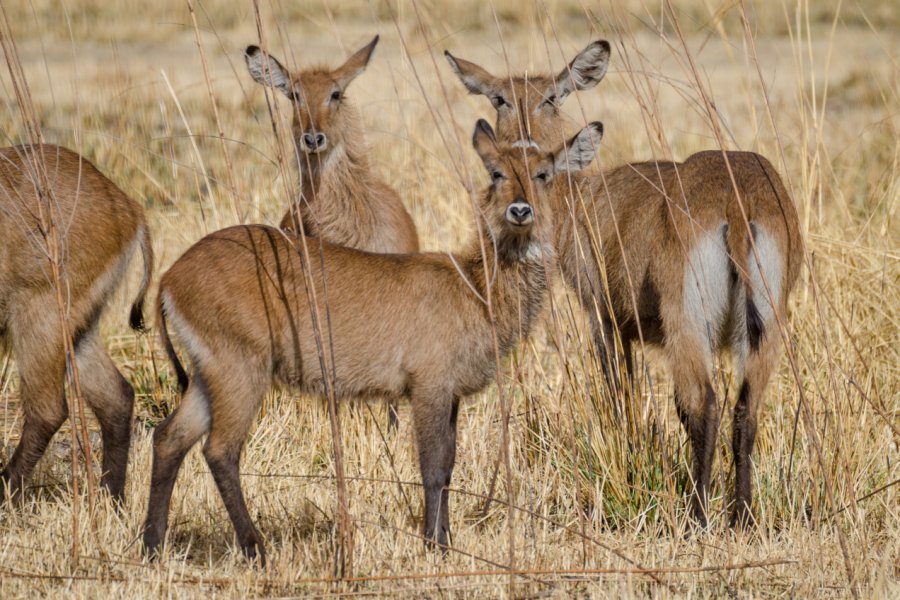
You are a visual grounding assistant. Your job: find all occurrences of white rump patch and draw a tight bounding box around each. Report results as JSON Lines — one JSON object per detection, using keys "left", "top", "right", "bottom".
{"left": 162, "top": 290, "right": 210, "bottom": 367}
{"left": 748, "top": 224, "right": 783, "bottom": 327}
{"left": 683, "top": 222, "right": 732, "bottom": 356}
{"left": 83, "top": 227, "right": 142, "bottom": 316}
{"left": 177, "top": 384, "right": 211, "bottom": 437}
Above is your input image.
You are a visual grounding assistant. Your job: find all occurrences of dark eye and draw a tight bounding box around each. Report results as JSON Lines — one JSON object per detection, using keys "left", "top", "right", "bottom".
{"left": 543, "top": 95, "right": 557, "bottom": 108}
{"left": 534, "top": 171, "right": 549, "bottom": 183}
{"left": 290, "top": 90, "right": 301, "bottom": 102}
{"left": 331, "top": 90, "right": 342, "bottom": 102}
{"left": 491, "top": 95, "right": 507, "bottom": 109}
{"left": 491, "top": 170, "right": 505, "bottom": 182}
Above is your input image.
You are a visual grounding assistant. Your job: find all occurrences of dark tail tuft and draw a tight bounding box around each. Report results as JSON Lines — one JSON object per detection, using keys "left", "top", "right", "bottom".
{"left": 726, "top": 219, "right": 766, "bottom": 355}
{"left": 129, "top": 303, "right": 146, "bottom": 332}
{"left": 159, "top": 305, "right": 189, "bottom": 393}
{"left": 746, "top": 298, "right": 764, "bottom": 352}
{"left": 129, "top": 223, "right": 154, "bottom": 333}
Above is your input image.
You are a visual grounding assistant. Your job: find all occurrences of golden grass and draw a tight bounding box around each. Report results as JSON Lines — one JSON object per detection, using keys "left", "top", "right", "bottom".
{"left": 1, "top": 0, "right": 898, "bottom": 597}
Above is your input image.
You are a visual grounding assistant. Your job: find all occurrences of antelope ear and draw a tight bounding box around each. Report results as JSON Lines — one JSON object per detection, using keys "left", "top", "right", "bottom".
{"left": 334, "top": 35, "right": 379, "bottom": 89}
{"left": 445, "top": 50, "right": 500, "bottom": 97}
{"left": 245, "top": 46, "right": 294, "bottom": 99}
{"left": 472, "top": 119, "right": 500, "bottom": 171}
{"left": 553, "top": 122, "right": 604, "bottom": 173}
{"left": 553, "top": 40, "right": 610, "bottom": 102}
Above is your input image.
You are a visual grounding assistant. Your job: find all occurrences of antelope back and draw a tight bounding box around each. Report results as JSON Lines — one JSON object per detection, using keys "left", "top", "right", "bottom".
{"left": 0, "top": 144, "right": 148, "bottom": 334}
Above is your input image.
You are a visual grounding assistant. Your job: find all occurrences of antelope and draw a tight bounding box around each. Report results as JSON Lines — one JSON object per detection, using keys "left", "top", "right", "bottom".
{"left": 445, "top": 40, "right": 611, "bottom": 150}
{"left": 244, "top": 35, "right": 418, "bottom": 254}
{"left": 446, "top": 43, "right": 803, "bottom": 526}
{"left": 0, "top": 144, "right": 153, "bottom": 503}
{"left": 141, "top": 120, "right": 604, "bottom": 565}
{"left": 246, "top": 35, "right": 419, "bottom": 428}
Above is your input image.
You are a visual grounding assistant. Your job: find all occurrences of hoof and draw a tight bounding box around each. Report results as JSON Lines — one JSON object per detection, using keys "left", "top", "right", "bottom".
{"left": 0, "top": 472, "right": 23, "bottom": 505}
{"left": 242, "top": 541, "right": 267, "bottom": 568}
{"left": 142, "top": 526, "right": 164, "bottom": 561}
{"left": 730, "top": 508, "right": 755, "bottom": 530}
{"left": 142, "top": 539, "right": 162, "bottom": 562}
{"left": 100, "top": 479, "right": 127, "bottom": 507}
{"left": 424, "top": 528, "right": 452, "bottom": 555}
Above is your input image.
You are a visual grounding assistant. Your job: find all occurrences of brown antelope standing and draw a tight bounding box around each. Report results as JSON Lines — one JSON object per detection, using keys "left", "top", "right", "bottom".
{"left": 246, "top": 35, "right": 418, "bottom": 428}
{"left": 0, "top": 144, "right": 153, "bottom": 503}
{"left": 141, "top": 120, "right": 604, "bottom": 564}
{"left": 446, "top": 43, "right": 803, "bottom": 526}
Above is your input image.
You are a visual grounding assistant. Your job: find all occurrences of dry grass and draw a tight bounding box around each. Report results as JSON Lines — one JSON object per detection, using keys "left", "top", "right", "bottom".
{"left": 1, "top": 0, "right": 898, "bottom": 597}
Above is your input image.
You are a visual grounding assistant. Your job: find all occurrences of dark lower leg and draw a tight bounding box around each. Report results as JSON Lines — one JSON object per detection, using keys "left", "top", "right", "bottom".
{"left": 678, "top": 383, "right": 719, "bottom": 527}
{"left": 93, "top": 376, "right": 135, "bottom": 502}
{"left": 76, "top": 332, "right": 135, "bottom": 502}
{"left": 387, "top": 398, "right": 399, "bottom": 431}
{"left": 590, "top": 313, "right": 620, "bottom": 396}
{"left": 732, "top": 382, "right": 757, "bottom": 527}
{"left": 417, "top": 397, "right": 458, "bottom": 550}
{"left": 692, "top": 384, "right": 719, "bottom": 526}
{"left": 623, "top": 337, "right": 635, "bottom": 390}
{"left": 203, "top": 442, "right": 265, "bottom": 565}
{"left": 142, "top": 388, "right": 209, "bottom": 556}
{"left": 1, "top": 405, "right": 67, "bottom": 502}
{"left": 422, "top": 478, "right": 446, "bottom": 549}
{"left": 142, "top": 416, "right": 196, "bottom": 555}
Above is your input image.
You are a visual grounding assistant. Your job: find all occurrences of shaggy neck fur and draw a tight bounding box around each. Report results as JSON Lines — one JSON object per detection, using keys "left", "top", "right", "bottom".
{"left": 293, "top": 105, "right": 377, "bottom": 243}
{"left": 462, "top": 221, "right": 552, "bottom": 354}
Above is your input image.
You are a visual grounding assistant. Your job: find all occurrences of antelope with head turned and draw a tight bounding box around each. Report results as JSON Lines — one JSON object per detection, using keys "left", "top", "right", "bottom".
{"left": 0, "top": 144, "right": 153, "bottom": 503}
{"left": 445, "top": 42, "right": 803, "bottom": 527}
{"left": 141, "top": 120, "right": 604, "bottom": 565}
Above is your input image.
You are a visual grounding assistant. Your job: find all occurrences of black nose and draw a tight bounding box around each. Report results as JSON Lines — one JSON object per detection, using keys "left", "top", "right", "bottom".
{"left": 302, "top": 132, "right": 327, "bottom": 150}
{"left": 506, "top": 202, "right": 533, "bottom": 225}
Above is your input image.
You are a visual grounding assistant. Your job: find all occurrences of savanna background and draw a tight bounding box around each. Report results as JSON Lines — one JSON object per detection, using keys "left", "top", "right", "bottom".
{"left": 0, "top": 0, "right": 897, "bottom": 597}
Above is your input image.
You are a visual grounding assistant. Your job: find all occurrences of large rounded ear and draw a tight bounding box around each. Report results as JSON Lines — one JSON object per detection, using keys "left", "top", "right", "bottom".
{"left": 334, "top": 35, "right": 379, "bottom": 89}
{"left": 553, "top": 122, "right": 604, "bottom": 174}
{"left": 444, "top": 50, "right": 500, "bottom": 97}
{"left": 245, "top": 46, "right": 294, "bottom": 99}
{"left": 553, "top": 40, "right": 610, "bottom": 102}
{"left": 472, "top": 119, "right": 500, "bottom": 171}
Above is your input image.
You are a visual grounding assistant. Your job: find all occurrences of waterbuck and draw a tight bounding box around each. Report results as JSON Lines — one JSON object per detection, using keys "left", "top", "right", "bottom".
{"left": 245, "top": 35, "right": 418, "bottom": 254}
{"left": 141, "top": 120, "right": 604, "bottom": 565}
{"left": 445, "top": 40, "right": 611, "bottom": 149}
{"left": 0, "top": 144, "right": 153, "bottom": 503}
{"left": 445, "top": 43, "right": 803, "bottom": 527}
{"left": 247, "top": 35, "right": 419, "bottom": 428}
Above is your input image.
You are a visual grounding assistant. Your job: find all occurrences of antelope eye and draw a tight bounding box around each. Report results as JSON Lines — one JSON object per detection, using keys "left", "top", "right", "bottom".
{"left": 331, "top": 90, "right": 342, "bottom": 101}
{"left": 491, "top": 170, "right": 505, "bottom": 182}
{"left": 534, "top": 171, "right": 549, "bottom": 183}
{"left": 290, "top": 90, "right": 302, "bottom": 102}
{"left": 491, "top": 95, "right": 507, "bottom": 108}
{"left": 543, "top": 94, "right": 557, "bottom": 108}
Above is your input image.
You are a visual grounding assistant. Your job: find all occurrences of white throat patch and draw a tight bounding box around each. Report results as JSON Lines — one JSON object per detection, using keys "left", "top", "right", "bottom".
{"left": 322, "top": 142, "right": 344, "bottom": 171}
{"left": 523, "top": 240, "right": 553, "bottom": 262}
{"left": 512, "top": 138, "right": 540, "bottom": 149}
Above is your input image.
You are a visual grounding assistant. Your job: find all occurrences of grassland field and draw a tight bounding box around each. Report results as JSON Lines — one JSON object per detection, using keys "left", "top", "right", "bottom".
{"left": 0, "top": 1, "right": 897, "bottom": 597}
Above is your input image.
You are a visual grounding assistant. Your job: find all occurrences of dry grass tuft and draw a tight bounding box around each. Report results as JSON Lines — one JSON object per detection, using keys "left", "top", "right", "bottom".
{"left": 1, "top": 0, "right": 897, "bottom": 597}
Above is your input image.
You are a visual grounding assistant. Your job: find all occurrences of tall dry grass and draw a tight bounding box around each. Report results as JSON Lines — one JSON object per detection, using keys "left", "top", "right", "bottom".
{"left": 0, "top": 0, "right": 897, "bottom": 597}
